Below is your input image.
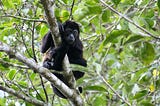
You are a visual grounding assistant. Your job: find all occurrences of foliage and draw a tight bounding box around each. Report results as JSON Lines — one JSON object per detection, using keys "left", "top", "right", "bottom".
{"left": 0, "top": 0, "right": 160, "bottom": 105}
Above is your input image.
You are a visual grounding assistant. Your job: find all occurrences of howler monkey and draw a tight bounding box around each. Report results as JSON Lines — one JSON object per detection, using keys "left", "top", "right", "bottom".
{"left": 41, "top": 20, "right": 87, "bottom": 98}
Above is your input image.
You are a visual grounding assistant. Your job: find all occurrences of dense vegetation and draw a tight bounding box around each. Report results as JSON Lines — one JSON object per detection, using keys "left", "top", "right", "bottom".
{"left": 0, "top": 0, "right": 160, "bottom": 105}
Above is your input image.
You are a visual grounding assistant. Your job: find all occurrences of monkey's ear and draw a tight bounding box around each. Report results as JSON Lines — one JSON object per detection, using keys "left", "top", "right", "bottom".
{"left": 58, "top": 22, "right": 64, "bottom": 33}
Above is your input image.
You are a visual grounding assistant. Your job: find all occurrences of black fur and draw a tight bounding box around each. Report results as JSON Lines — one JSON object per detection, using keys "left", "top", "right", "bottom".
{"left": 41, "top": 20, "right": 87, "bottom": 98}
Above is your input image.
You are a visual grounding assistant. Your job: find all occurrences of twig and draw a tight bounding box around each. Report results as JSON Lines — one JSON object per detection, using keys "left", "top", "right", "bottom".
{"left": 14, "top": 24, "right": 33, "bottom": 58}
{"left": 0, "top": 59, "right": 29, "bottom": 69}
{"left": 39, "top": 75, "right": 49, "bottom": 102}
{"left": 0, "top": 74, "right": 30, "bottom": 97}
{"left": 69, "top": 0, "right": 75, "bottom": 20}
{"left": 20, "top": 28, "right": 33, "bottom": 58}
{"left": 0, "top": 15, "right": 46, "bottom": 23}
{"left": 100, "top": 0, "right": 160, "bottom": 40}
{"left": 31, "top": 22, "right": 37, "bottom": 61}
{"left": 139, "top": 0, "right": 155, "bottom": 16}
{"left": 30, "top": 7, "right": 49, "bottom": 102}
{"left": 26, "top": 71, "right": 44, "bottom": 102}
{"left": 97, "top": 72, "right": 131, "bottom": 106}
{"left": 123, "top": 57, "right": 160, "bottom": 77}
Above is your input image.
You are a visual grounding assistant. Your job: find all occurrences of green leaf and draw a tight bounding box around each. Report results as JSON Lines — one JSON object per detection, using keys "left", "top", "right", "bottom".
{"left": 55, "top": 8, "right": 61, "bottom": 21}
{"left": 129, "top": 23, "right": 142, "bottom": 35}
{"left": 61, "top": 10, "right": 69, "bottom": 21}
{"left": 12, "top": 0, "right": 21, "bottom": 5}
{"left": 11, "top": 85, "right": 19, "bottom": 91}
{"left": 0, "top": 98, "right": 6, "bottom": 106}
{"left": 25, "top": 102, "right": 32, "bottom": 106}
{"left": 93, "top": 94, "right": 107, "bottom": 106}
{"left": 70, "top": 64, "right": 88, "bottom": 72}
{"left": 157, "top": 0, "right": 160, "bottom": 10}
{"left": 124, "top": 35, "right": 144, "bottom": 45}
{"left": 30, "top": 72, "right": 36, "bottom": 81}
{"left": 84, "top": 86, "right": 106, "bottom": 92}
{"left": 131, "top": 68, "right": 148, "bottom": 82}
{"left": 133, "top": 90, "right": 148, "bottom": 99}
{"left": 2, "top": 0, "right": 15, "bottom": 9}
{"left": 0, "top": 26, "right": 5, "bottom": 30}
{"left": 0, "top": 64, "right": 8, "bottom": 71}
{"left": 102, "top": 10, "right": 110, "bottom": 22}
{"left": 74, "top": 7, "right": 89, "bottom": 20}
{"left": 98, "top": 30, "right": 130, "bottom": 53}
{"left": 129, "top": 17, "right": 146, "bottom": 35}
{"left": 18, "top": 81, "right": 27, "bottom": 88}
{"left": 140, "top": 101, "right": 154, "bottom": 106}
{"left": 88, "top": 6, "right": 102, "bottom": 14}
{"left": 8, "top": 69, "right": 16, "bottom": 80}
{"left": 40, "top": 24, "right": 48, "bottom": 37}
{"left": 140, "top": 42, "right": 155, "bottom": 65}
{"left": 62, "top": 0, "right": 67, "bottom": 4}
{"left": 112, "top": 0, "right": 121, "bottom": 5}
{"left": 1, "top": 27, "right": 16, "bottom": 38}
{"left": 145, "top": 19, "right": 154, "bottom": 28}
{"left": 93, "top": 0, "right": 99, "bottom": 3}
{"left": 144, "top": 10, "right": 154, "bottom": 18}
{"left": 106, "top": 30, "right": 130, "bottom": 44}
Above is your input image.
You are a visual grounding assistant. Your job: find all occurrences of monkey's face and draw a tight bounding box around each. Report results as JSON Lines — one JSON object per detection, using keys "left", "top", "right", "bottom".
{"left": 59, "top": 20, "right": 80, "bottom": 45}
{"left": 64, "top": 28, "right": 79, "bottom": 45}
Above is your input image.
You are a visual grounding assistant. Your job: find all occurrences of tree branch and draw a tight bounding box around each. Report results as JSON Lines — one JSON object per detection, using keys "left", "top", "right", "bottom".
{"left": 0, "top": 42, "right": 83, "bottom": 106}
{"left": 0, "top": 59, "right": 29, "bottom": 69}
{"left": 0, "top": 15, "right": 47, "bottom": 23}
{"left": 96, "top": 72, "right": 131, "bottom": 106}
{"left": 69, "top": 0, "right": 75, "bottom": 20}
{"left": 0, "top": 85, "right": 45, "bottom": 106}
{"left": 100, "top": 0, "right": 160, "bottom": 40}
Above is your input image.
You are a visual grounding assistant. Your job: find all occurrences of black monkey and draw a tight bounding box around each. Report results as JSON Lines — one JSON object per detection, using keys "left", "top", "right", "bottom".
{"left": 41, "top": 20, "right": 87, "bottom": 98}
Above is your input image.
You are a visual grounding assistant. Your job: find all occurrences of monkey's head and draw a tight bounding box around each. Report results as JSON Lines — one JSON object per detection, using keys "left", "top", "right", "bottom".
{"left": 59, "top": 20, "right": 80, "bottom": 45}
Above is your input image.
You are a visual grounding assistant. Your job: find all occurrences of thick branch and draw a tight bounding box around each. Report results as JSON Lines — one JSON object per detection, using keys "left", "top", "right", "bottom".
{"left": 0, "top": 85, "right": 45, "bottom": 106}
{"left": 0, "top": 42, "right": 83, "bottom": 106}
{"left": 40, "top": 0, "right": 60, "bottom": 46}
{"left": 100, "top": 0, "right": 160, "bottom": 40}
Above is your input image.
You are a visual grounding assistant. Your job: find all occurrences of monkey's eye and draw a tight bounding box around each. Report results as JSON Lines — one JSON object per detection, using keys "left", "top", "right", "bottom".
{"left": 65, "top": 28, "right": 72, "bottom": 32}
{"left": 73, "top": 30, "right": 78, "bottom": 36}
{"left": 65, "top": 29, "right": 72, "bottom": 34}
